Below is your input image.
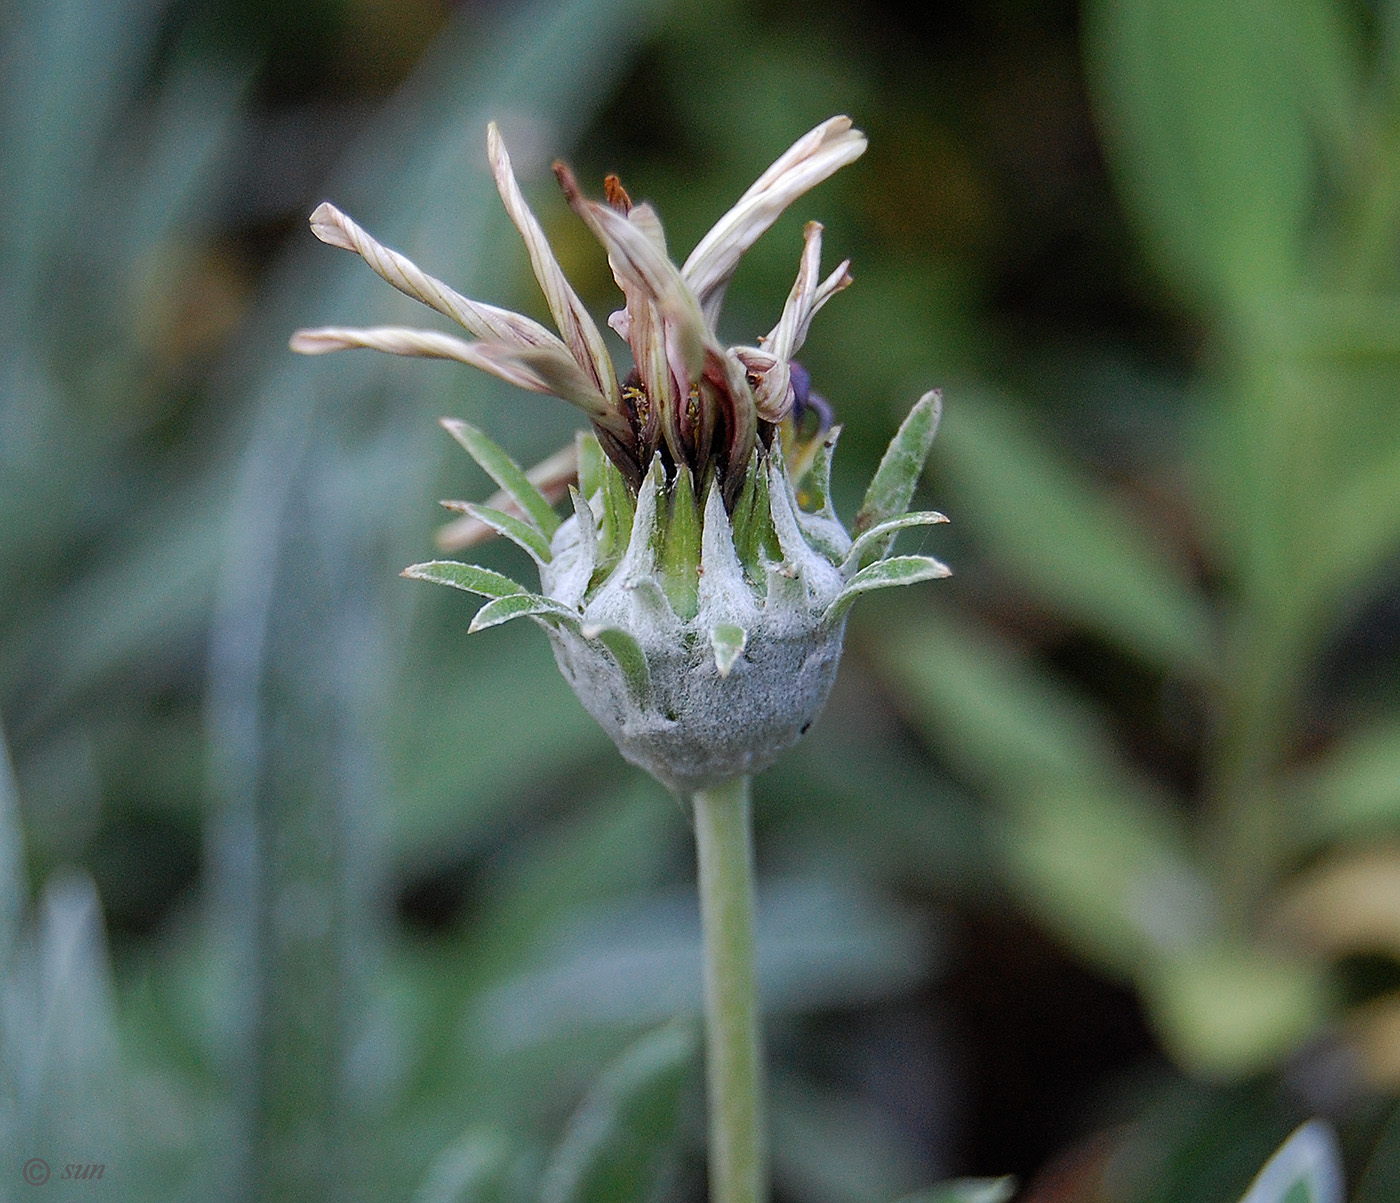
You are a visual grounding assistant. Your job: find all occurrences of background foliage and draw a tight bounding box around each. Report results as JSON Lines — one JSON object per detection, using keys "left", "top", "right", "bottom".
{"left": 4, "top": 0, "right": 1400, "bottom": 1200}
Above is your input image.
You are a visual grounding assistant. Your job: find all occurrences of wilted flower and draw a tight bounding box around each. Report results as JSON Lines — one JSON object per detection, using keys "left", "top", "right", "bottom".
{"left": 292, "top": 117, "right": 949, "bottom": 791}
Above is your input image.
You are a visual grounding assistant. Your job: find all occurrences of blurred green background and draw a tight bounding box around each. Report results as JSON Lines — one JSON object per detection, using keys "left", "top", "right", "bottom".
{"left": 5, "top": 0, "right": 1400, "bottom": 1200}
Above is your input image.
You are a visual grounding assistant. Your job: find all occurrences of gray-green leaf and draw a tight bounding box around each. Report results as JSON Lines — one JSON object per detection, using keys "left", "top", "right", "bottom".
{"left": 824, "top": 555, "right": 951, "bottom": 623}
{"left": 402, "top": 560, "right": 527, "bottom": 599}
{"left": 855, "top": 391, "right": 942, "bottom": 538}
{"left": 441, "top": 500, "right": 554, "bottom": 564}
{"left": 441, "top": 418, "right": 561, "bottom": 537}
{"left": 468, "top": 593, "right": 581, "bottom": 633}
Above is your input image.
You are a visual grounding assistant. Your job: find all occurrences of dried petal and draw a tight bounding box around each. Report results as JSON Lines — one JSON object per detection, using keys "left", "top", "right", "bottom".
{"left": 682, "top": 117, "right": 867, "bottom": 325}
{"left": 487, "top": 123, "right": 620, "bottom": 410}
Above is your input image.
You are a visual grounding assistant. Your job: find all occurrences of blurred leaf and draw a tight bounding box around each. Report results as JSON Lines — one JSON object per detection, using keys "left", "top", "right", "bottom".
{"left": 934, "top": 396, "right": 1214, "bottom": 675}
{"left": 874, "top": 607, "right": 1124, "bottom": 791}
{"left": 1086, "top": 0, "right": 1310, "bottom": 306}
{"left": 1003, "top": 778, "right": 1213, "bottom": 981}
{"left": 1235, "top": 1121, "right": 1342, "bottom": 1203}
{"left": 537, "top": 1020, "right": 698, "bottom": 1203}
{"left": 1128, "top": 1080, "right": 1303, "bottom": 1203}
{"left": 0, "top": 721, "right": 24, "bottom": 964}
{"left": 1354, "top": 1100, "right": 1400, "bottom": 1203}
{"left": 891, "top": 1180, "right": 1016, "bottom": 1203}
{"left": 389, "top": 631, "right": 611, "bottom": 859}
{"left": 10, "top": 874, "right": 125, "bottom": 1167}
{"left": 769, "top": 1075, "right": 932, "bottom": 1203}
{"left": 1295, "top": 718, "right": 1400, "bottom": 843}
{"left": 471, "top": 877, "right": 930, "bottom": 1051}
{"left": 1144, "top": 946, "right": 1329, "bottom": 1079}
{"left": 0, "top": 0, "right": 161, "bottom": 316}
{"left": 413, "top": 1130, "right": 530, "bottom": 1203}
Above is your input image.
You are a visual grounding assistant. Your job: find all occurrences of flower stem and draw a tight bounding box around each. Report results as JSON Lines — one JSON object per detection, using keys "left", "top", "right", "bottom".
{"left": 692, "top": 774, "right": 766, "bottom": 1203}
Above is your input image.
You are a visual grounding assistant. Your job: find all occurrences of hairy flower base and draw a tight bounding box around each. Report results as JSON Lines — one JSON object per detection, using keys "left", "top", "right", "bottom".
{"left": 404, "top": 392, "right": 951, "bottom": 792}
{"left": 548, "top": 618, "right": 846, "bottom": 791}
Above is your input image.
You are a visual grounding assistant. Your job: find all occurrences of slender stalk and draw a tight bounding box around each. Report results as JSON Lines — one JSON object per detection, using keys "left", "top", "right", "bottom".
{"left": 692, "top": 775, "right": 765, "bottom": 1203}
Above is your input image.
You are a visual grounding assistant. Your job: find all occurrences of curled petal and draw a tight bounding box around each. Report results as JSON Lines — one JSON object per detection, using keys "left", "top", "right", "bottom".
{"left": 766, "top": 221, "right": 852, "bottom": 361}
{"left": 309, "top": 202, "right": 563, "bottom": 349}
{"left": 486, "top": 124, "right": 620, "bottom": 410}
{"left": 289, "top": 324, "right": 620, "bottom": 425}
{"left": 682, "top": 116, "right": 866, "bottom": 326}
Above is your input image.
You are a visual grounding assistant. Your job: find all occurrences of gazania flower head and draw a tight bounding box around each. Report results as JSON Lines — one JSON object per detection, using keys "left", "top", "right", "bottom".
{"left": 292, "top": 117, "right": 950, "bottom": 791}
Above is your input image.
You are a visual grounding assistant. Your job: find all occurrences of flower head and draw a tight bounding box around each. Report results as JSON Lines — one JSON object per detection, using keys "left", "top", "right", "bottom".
{"left": 292, "top": 118, "right": 950, "bottom": 790}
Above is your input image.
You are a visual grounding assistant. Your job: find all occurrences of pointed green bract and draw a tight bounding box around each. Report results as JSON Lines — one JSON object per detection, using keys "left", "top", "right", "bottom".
{"left": 402, "top": 560, "right": 527, "bottom": 599}
{"left": 795, "top": 424, "right": 841, "bottom": 518}
{"left": 469, "top": 592, "right": 582, "bottom": 633}
{"left": 855, "top": 390, "right": 942, "bottom": 538}
{"left": 442, "top": 418, "right": 561, "bottom": 537}
{"left": 598, "top": 454, "right": 636, "bottom": 573}
{"left": 659, "top": 467, "right": 701, "bottom": 619}
{"left": 443, "top": 500, "right": 554, "bottom": 564}
{"left": 569, "top": 486, "right": 598, "bottom": 569}
{"left": 843, "top": 510, "right": 949, "bottom": 575}
{"left": 710, "top": 624, "right": 747, "bottom": 678}
{"left": 584, "top": 625, "right": 651, "bottom": 704}
{"left": 577, "top": 429, "right": 605, "bottom": 502}
{"left": 824, "top": 554, "right": 951, "bottom": 623}
{"left": 731, "top": 454, "right": 780, "bottom": 579}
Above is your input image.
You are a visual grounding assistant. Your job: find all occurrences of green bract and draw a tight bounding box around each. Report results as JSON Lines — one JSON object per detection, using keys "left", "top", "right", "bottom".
{"left": 404, "top": 395, "right": 948, "bottom": 790}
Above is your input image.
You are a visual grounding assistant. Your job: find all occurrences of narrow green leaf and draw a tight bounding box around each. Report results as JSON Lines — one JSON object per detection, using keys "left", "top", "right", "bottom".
{"left": 402, "top": 560, "right": 527, "bottom": 599}
{"left": 441, "top": 418, "right": 560, "bottom": 536}
{"left": 855, "top": 390, "right": 942, "bottom": 538}
{"left": 710, "top": 624, "right": 747, "bottom": 678}
{"left": 935, "top": 397, "right": 1214, "bottom": 675}
{"left": 1236, "top": 1121, "right": 1343, "bottom": 1203}
{"left": 824, "top": 555, "right": 950, "bottom": 623}
{"left": 538, "top": 1021, "right": 699, "bottom": 1203}
{"left": 441, "top": 500, "right": 553, "bottom": 564}
{"left": 583, "top": 625, "right": 651, "bottom": 703}
{"left": 468, "top": 592, "right": 581, "bottom": 633}
{"left": 841, "top": 511, "right": 949, "bottom": 576}
{"left": 659, "top": 467, "right": 701, "bottom": 619}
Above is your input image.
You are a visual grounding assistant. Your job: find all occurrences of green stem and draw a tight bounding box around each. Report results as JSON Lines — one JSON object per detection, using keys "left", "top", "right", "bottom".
{"left": 692, "top": 775, "right": 766, "bottom": 1203}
